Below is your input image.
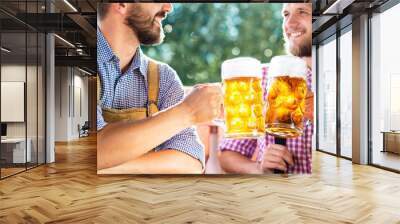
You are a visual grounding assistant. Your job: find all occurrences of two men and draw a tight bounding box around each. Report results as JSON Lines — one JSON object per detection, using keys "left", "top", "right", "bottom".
{"left": 97, "top": 3, "right": 314, "bottom": 174}
{"left": 218, "top": 3, "right": 314, "bottom": 174}
{"left": 97, "top": 3, "right": 223, "bottom": 174}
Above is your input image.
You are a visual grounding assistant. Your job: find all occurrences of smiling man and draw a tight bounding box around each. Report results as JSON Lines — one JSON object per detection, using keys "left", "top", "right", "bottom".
{"left": 283, "top": 3, "right": 312, "bottom": 70}
{"left": 96, "top": 3, "right": 223, "bottom": 174}
{"left": 218, "top": 3, "right": 314, "bottom": 174}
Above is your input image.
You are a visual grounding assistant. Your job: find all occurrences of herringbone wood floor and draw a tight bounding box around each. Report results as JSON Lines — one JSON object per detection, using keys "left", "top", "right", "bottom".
{"left": 1, "top": 135, "right": 400, "bottom": 224}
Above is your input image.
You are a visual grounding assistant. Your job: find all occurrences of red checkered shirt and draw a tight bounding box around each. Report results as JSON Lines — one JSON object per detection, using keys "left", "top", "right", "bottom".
{"left": 219, "top": 66, "right": 313, "bottom": 174}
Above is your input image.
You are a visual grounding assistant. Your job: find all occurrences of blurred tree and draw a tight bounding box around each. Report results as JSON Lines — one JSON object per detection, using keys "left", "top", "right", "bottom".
{"left": 142, "top": 3, "right": 285, "bottom": 86}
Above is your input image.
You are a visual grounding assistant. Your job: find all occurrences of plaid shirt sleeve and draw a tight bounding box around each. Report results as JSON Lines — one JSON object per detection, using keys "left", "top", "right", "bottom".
{"left": 97, "top": 104, "right": 107, "bottom": 131}
{"left": 218, "top": 138, "right": 258, "bottom": 159}
{"left": 156, "top": 64, "right": 205, "bottom": 167}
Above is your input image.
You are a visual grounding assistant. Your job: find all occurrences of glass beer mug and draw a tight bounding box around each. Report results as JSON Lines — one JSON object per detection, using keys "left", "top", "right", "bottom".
{"left": 220, "top": 57, "right": 265, "bottom": 138}
{"left": 265, "top": 55, "right": 308, "bottom": 138}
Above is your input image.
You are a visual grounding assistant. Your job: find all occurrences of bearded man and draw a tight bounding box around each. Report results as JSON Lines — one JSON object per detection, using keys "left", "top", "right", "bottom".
{"left": 218, "top": 3, "right": 314, "bottom": 174}
{"left": 96, "top": 3, "right": 223, "bottom": 174}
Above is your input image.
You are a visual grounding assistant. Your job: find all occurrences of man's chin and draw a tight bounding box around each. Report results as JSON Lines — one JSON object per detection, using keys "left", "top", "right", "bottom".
{"left": 141, "top": 38, "right": 161, "bottom": 46}
{"left": 288, "top": 41, "right": 311, "bottom": 57}
{"left": 288, "top": 47, "right": 309, "bottom": 57}
{"left": 289, "top": 39, "right": 304, "bottom": 49}
{"left": 139, "top": 29, "right": 164, "bottom": 46}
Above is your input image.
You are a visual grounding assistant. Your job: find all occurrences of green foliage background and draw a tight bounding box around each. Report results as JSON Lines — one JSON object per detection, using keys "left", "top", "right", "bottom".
{"left": 142, "top": 3, "right": 285, "bottom": 86}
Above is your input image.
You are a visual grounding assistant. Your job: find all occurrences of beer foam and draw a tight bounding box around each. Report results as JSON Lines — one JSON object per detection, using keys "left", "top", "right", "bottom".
{"left": 268, "top": 55, "right": 307, "bottom": 79}
{"left": 221, "top": 57, "right": 262, "bottom": 80}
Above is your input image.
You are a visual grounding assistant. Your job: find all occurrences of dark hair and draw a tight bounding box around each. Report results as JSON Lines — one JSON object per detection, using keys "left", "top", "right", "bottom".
{"left": 98, "top": 3, "right": 111, "bottom": 20}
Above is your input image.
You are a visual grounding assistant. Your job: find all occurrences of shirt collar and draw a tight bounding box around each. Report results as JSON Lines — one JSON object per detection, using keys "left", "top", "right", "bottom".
{"left": 131, "top": 47, "right": 149, "bottom": 81}
{"left": 97, "top": 27, "right": 149, "bottom": 80}
{"left": 97, "top": 27, "right": 115, "bottom": 64}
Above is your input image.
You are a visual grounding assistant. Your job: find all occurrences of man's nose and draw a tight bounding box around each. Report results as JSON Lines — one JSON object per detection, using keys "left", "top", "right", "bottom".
{"left": 162, "top": 3, "right": 173, "bottom": 13}
{"left": 285, "top": 13, "right": 299, "bottom": 29}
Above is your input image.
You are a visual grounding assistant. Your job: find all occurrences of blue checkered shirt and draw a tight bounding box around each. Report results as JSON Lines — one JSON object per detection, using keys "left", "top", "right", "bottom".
{"left": 97, "top": 28, "right": 205, "bottom": 165}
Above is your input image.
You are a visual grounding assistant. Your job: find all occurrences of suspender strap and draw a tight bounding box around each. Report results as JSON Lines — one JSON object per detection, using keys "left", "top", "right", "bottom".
{"left": 97, "top": 74, "right": 101, "bottom": 102}
{"left": 147, "top": 60, "right": 159, "bottom": 117}
{"left": 97, "top": 59, "right": 160, "bottom": 117}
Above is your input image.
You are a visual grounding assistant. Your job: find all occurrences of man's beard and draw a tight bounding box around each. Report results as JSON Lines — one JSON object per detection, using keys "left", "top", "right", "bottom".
{"left": 284, "top": 33, "right": 311, "bottom": 57}
{"left": 124, "top": 6, "right": 165, "bottom": 46}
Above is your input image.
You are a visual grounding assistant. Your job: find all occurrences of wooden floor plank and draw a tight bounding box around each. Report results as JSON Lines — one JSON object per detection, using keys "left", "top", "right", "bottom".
{"left": 0, "top": 135, "right": 399, "bottom": 223}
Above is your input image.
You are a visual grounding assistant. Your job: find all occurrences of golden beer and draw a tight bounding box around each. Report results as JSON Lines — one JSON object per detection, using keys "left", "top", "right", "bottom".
{"left": 221, "top": 57, "right": 265, "bottom": 138}
{"left": 265, "top": 56, "right": 308, "bottom": 138}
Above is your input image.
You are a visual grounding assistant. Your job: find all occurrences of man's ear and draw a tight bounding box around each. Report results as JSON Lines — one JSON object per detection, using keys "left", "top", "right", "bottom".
{"left": 111, "top": 3, "right": 129, "bottom": 16}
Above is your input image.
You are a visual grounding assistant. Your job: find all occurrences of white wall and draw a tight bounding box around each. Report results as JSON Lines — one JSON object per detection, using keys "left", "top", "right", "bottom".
{"left": 54, "top": 67, "right": 89, "bottom": 141}
{"left": 72, "top": 73, "right": 89, "bottom": 138}
{"left": 1, "top": 65, "right": 26, "bottom": 140}
{"left": 1, "top": 64, "right": 45, "bottom": 163}
{"left": 55, "top": 66, "right": 69, "bottom": 141}
{"left": 1, "top": 65, "right": 33, "bottom": 138}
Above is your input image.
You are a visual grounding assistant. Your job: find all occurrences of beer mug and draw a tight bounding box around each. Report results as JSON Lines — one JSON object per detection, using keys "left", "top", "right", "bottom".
{"left": 265, "top": 55, "right": 308, "bottom": 138}
{"left": 220, "top": 57, "right": 265, "bottom": 138}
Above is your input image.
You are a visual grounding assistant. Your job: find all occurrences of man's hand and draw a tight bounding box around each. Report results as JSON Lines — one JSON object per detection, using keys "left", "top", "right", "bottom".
{"left": 179, "top": 83, "right": 223, "bottom": 126}
{"left": 259, "top": 144, "right": 294, "bottom": 173}
{"left": 304, "top": 90, "right": 314, "bottom": 123}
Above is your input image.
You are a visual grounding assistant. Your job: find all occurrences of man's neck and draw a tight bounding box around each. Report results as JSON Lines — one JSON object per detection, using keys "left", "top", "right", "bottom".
{"left": 302, "top": 57, "right": 312, "bottom": 70}
{"left": 99, "top": 20, "right": 140, "bottom": 73}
